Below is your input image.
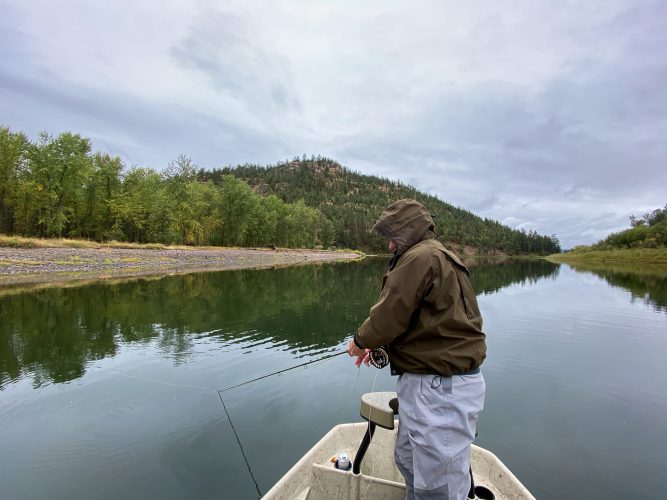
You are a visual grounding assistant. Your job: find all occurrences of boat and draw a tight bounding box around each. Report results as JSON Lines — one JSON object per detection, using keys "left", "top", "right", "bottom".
{"left": 263, "top": 392, "right": 535, "bottom": 500}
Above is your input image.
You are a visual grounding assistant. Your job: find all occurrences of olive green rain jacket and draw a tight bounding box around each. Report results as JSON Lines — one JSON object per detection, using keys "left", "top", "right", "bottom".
{"left": 354, "top": 199, "right": 487, "bottom": 376}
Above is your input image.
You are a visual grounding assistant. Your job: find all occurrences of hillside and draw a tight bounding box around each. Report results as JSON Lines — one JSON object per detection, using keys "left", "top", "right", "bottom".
{"left": 199, "top": 157, "right": 561, "bottom": 255}
{"left": 0, "top": 126, "right": 559, "bottom": 254}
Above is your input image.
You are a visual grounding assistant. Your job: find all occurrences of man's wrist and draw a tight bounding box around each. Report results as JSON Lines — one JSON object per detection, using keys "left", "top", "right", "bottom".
{"left": 353, "top": 335, "right": 365, "bottom": 350}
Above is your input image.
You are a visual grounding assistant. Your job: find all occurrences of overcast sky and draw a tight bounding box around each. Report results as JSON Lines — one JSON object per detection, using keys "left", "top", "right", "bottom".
{"left": 1, "top": 1, "right": 666, "bottom": 248}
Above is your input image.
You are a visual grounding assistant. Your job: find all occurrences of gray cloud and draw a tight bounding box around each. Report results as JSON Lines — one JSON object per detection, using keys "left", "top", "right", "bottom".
{"left": 332, "top": 13, "right": 667, "bottom": 247}
{"left": 0, "top": 67, "right": 283, "bottom": 169}
{"left": 1, "top": 0, "right": 666, "bottom": 249}
{"left": 170, "top": 8, "right": 300, "bottom": 117}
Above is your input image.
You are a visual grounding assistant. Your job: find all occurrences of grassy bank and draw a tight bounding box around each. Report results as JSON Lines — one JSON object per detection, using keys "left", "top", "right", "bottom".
{"left": 0, "top": 235, "right": 364, "bottom": 254}
{"left": 547, "top": 247, "right": 667, "bottom": 266}
{"left": 0, "top": 235, "right": 168, "bottom": 250}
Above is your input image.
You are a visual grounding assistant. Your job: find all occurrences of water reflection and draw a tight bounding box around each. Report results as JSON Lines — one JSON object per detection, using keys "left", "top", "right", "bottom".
{"left": 469, "top": 258, "right": 560, "bottom": 295}
{"left": 563, "top": 262, "right": 667, "bottom": 312}
{"left": 0, "top": 258, "right": 560, "bottom": 389}
{"left": 3, "top": 257, "right": 665, "bottom": 500}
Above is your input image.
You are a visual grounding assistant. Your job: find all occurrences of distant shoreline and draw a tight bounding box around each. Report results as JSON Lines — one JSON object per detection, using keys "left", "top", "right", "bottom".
{"left": 0, "top": 244, "right": 363, "bottom": 289}
{"left": 546, "top": 247, "right": 667, "bottom": 266}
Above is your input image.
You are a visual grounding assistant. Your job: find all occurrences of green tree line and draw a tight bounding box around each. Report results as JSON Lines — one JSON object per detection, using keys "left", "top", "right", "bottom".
{"left": 590, "top": 204, "right": 667, "bottom": 250}
{"left": 1, "top": 127, "right": 560, "bottom": 253}
{"left": 0, "top": 126, "right": 324, "bottom": 247}
{"left": 204, "top": 156, "right": 561, "bottom": 254}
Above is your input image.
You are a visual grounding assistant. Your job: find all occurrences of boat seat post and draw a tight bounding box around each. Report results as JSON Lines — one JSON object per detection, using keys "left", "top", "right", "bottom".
{"left": 352, "top": 421, "right": 376, "bottom": 475}
{"left": 353, "top": 392, "right": 399, "bottom": 475}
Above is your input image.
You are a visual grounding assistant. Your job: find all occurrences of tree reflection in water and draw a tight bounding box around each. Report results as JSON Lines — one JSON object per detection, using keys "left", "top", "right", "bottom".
{"left": 0, "top": 258, "right": 562, "bottom": 389}
{"left": 562, "top": 262, "right": 667, "bottom": 313}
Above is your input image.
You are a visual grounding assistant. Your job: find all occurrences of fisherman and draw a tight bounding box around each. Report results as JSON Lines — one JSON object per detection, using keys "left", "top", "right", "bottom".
{"left": 347, "top": 199, "right": 486, "bottom": 500}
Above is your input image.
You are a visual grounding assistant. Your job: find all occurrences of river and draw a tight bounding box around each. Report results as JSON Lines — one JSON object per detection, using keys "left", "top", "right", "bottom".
{"left": 1, "top": 258, "right": 665, "bottom": 499}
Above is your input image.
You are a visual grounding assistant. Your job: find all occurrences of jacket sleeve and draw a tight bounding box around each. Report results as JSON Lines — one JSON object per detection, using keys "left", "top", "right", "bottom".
{"left": 355, "top": 249, "right": 434, "bottom": 349}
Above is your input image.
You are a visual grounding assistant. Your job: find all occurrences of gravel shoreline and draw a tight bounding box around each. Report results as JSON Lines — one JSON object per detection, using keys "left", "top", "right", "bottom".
{"left": 0, "top": 246, "right": 362, "bottom": 288}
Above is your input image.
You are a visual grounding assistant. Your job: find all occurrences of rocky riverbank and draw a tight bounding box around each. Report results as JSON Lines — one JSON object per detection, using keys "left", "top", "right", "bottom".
{"left": 0, "top": 246, "right": 363, "bottom": 288}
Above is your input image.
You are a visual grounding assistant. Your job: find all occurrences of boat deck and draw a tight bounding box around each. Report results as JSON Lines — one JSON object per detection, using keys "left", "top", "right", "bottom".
{"left": 263, "top": 421, "right": 535, "bottom": 500}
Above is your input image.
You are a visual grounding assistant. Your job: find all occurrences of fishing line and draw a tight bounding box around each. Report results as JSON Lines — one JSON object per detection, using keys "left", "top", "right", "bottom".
{"left": 88, "top": 344, "right": 386, "bottom": 497}
{"left": 218, "top": 390, "right": 263, "bottom": 499}
{"left": 353, "top": 362, "right": 362, "bottom": 388}
{"left": 216, "top": 349, "right": 348, "bottom": 498}
{"left": 215, "top": 344, "right": 385, "bottom": 497}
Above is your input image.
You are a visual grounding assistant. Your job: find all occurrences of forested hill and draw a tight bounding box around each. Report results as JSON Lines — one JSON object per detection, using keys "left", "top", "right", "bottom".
{"left": 200, "top": 158, "right": 561, "bottom": 255}
{"left": 0, "top": 126, "right": 558, "bottom": 253}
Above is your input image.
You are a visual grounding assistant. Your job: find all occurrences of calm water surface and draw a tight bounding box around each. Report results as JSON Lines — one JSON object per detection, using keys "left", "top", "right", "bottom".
{"left": 1, "top": 259, "right": 665, "bottom": 499}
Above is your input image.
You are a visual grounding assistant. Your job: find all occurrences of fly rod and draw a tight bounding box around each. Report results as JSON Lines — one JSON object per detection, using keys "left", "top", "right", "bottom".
{"left": 216, "top": 345, "right": 388, "bottom": 497}
{"left": 217, "top": 350, "right": 346, "bottom": 394}
{"left": 217, "top": 344, "right": 389, "bottom": 394}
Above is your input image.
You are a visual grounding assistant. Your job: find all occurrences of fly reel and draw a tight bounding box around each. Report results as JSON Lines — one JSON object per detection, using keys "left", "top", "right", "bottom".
{"left": 369, "top": 347, "right": 389, "bottom": 369}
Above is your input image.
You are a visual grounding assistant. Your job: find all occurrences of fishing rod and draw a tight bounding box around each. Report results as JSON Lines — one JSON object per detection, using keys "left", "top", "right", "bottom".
{"left": 217, "top": 350, "right": 346, "bottom": 394}
{"left": 216, "top": 345, "right": 389, "bottom": 498}
{"left": 217, "top": 345, "right": 389, "bottom": 394}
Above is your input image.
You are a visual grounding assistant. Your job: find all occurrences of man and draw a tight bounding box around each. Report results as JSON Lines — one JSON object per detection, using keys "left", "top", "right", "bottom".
{"left": 347, "top": 199, "right": 486, "bottom": 500}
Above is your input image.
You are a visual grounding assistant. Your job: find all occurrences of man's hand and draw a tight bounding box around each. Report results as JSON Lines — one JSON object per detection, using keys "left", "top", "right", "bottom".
{"left": 347, "top": 339, "right": 370, "bottom": 367}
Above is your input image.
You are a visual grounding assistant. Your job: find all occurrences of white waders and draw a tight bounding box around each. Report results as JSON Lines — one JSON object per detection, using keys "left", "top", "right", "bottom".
{"left": 395, "top": 371, "right": 485, "bottom": 500}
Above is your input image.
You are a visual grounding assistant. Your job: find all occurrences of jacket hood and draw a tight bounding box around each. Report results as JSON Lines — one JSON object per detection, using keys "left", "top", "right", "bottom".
{"left": 372, "top": 199, "right": 434, "bottom": 254}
